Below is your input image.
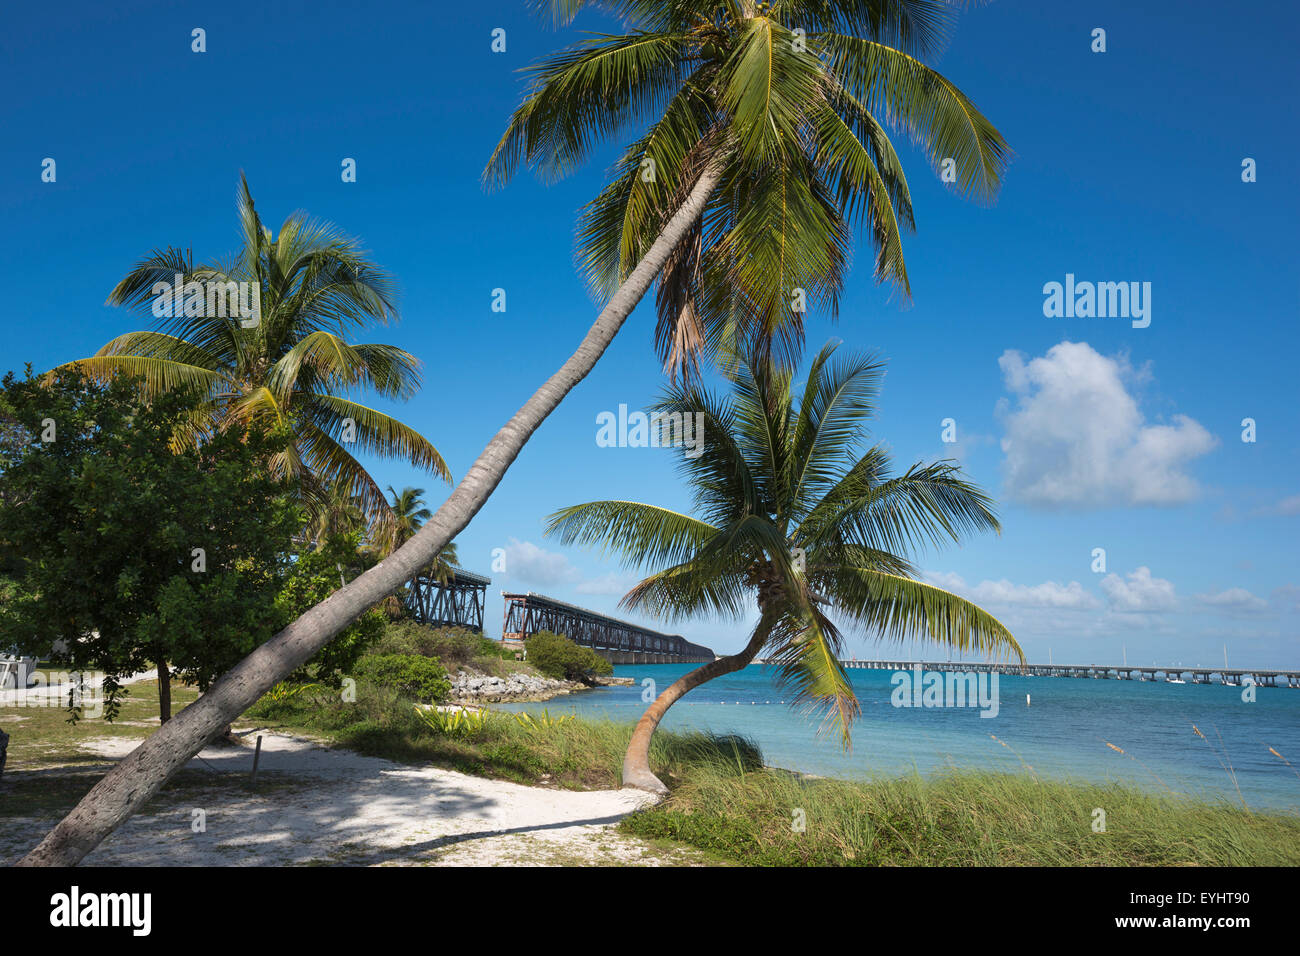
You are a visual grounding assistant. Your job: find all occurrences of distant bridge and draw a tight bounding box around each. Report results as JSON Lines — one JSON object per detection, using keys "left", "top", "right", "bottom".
{"left": 405, "top": 568, "right": 490, "bottom": 633}
{"left": 501, "top": 591, "right": 714, "bottom": 664}
{"left": 822, "top": 659, "right": 1300, "bottom": 688}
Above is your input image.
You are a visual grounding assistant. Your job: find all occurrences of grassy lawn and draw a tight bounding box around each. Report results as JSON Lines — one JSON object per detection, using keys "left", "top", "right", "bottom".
{"left": 0, "top": 678, "right": 212, "bottom": 819}
{"left": 619, "top": 761, "right": 1300, "bottom": 866}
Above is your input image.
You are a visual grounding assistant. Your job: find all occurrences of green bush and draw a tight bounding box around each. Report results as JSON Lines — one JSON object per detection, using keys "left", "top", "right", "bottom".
{"left": 524, "top": 631, "right": 613, "bottom": 681}
{"left": 371, "top": 622, "right": 501, "bottom": 667}
{"left": 351, "top": 654, "right": 450, "bottom": 703}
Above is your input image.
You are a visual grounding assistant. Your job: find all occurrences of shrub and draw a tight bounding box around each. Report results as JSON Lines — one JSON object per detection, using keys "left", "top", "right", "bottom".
{"left": 371, "top": 622, "right": 501, "bottom": 667}
{"left": 351, "top": 654, "right": 450, "bottom": 703}
{"left": 524, "top": 631, "right": 613, "bottom": 681}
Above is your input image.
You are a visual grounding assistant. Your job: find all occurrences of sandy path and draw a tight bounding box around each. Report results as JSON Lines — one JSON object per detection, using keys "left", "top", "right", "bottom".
{"left": 1, "top": 732, "right": 709, "bottom": 867}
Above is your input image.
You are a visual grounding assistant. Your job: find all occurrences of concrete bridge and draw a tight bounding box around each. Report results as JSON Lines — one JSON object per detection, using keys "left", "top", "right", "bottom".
{"left": 824, "top": 659, "right": 1300, "bottom": 688}
{"left": 501, "top": 591, "right": 714, "bottom": 664}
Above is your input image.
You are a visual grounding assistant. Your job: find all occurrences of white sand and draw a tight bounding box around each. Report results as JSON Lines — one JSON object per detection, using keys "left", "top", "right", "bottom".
{"left": 2, "top": 731, "right": 708, "bottom": 867}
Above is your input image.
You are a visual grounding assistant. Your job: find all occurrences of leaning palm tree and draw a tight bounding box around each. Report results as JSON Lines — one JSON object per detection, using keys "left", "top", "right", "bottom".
{"left": 59, "top": 174, "right": 450, "bottom": 529}
{"left": 487, "top": 0, "right": 1010, "bottom": 377}
{"left": 547, "top": 342, "right": 1022, "bottom": 792}
{"left": 22, "top": 2, "right": 1009, "bottom": 865}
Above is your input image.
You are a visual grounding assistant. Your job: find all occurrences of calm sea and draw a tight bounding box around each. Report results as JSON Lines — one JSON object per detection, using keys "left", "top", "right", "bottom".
{"left": 499, "top": 663, "right": 1300, "bottom": 812}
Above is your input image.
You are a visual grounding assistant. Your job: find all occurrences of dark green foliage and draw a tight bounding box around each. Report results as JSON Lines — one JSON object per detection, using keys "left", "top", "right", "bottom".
{"left": 371, "top": 622, "right": 501, "bottom": 668}
{"left": 351, "top": 654, "right": 451, "bottom": 704}
{"left": 524, "top": 630, "right": 613, "bottom": 681}
{"left": 0, "top": 367, "right": 301, "bottom": 720}
{"left": 276, "top": 533, "right": 385, "bottom": 687}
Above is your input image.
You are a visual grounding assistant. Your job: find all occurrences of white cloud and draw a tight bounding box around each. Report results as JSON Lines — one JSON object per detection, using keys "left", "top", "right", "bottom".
{"left": 997, "top": 341, "right": 1216, "bottom": 508}
{"left": 1194, "top": 587, "right": 1268, "bottom": 614}
{"left": 1272, "top": 494, "right": 1300, "bottom": 516}
{"left": 502, "top": 538, "right": 577, "bottom": 588}
{"left": 1099, "top": 566, "right": 1177, "bottom": 612}
{"left": 1271, "top": 585, "right": 1300, "bottom": 612}
{"left": 575, "top": 571, "right": 642, "bottom": 597}
{"left": 501, "top": 539, "right": 641, "bottom": 599}
{"left": 924, "top": 571, "right": 1099, "bottom": 610}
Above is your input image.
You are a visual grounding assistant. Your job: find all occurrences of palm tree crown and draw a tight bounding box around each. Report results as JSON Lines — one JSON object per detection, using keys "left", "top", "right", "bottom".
{"left": 548, "top": 341, "right": 1021, "bottom": 742}
{"left": 63, "top": 174, "right": 450, "bottom": 529}
{"left": 487, "top": 0, "right": 1010, "bottom": 375}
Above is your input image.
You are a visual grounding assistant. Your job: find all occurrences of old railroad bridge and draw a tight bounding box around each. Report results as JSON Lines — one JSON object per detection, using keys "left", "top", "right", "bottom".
{"left": 403, "top": 570, "right": 713, "bottom": 664}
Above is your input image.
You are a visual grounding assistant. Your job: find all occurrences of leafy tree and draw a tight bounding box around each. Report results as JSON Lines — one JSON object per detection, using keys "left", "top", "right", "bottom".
{"left": 275, "top": 532, "right": 385, "bottom": 686}
{"left": 547, "top": 342, "right": 1022, "bottom": 791}
{"left": 0, "top": 367, "right": 302, "bottom": 722}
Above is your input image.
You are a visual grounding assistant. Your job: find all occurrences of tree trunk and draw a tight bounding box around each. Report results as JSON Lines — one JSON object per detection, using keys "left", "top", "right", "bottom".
{"left": 156, "top": 660, "right": 171, "bottom": 724}
{"left": 17, "top": 160, "right": 726, "bottom": 867}
{"left": 622, "top": 615, "right": 774, "bottom": 794}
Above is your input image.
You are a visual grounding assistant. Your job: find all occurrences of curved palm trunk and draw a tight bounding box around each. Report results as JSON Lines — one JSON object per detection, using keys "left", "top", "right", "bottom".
{"left": 18, "top": 162, "right": 725, "bottom": 867}
{"left": 623, "top": 615, "right": 774, "bottom": 794}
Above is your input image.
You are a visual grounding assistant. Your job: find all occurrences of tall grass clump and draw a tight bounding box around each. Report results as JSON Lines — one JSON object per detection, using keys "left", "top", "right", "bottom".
{"left": 619, "top": 762, "right": 1300, "bottom": 866}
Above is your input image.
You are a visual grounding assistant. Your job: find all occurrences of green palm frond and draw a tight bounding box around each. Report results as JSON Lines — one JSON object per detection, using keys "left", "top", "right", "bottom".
{"left": 802, "top": 457, "right": 1002, "bottom": 555}
{"left": 488, "top": 1, "right": 1009, "bottom": 375}
{"left": 825, "top": 567, "right": 1022, "bottom": 661}
{"left": 546, "top": 501, "right": 718, "bottom": 569}
{"left": 484, "top": 30, "right": 695, "bottom": 188}
{"left": 788, "top": 343, "right": 885, "bottom": 519}
{"left": 766, "top": 605, "right": 861, "bottom": 745}
{"left": 815, "top": 32, "right": 1011, "bottom": 201}
{"left": 67, "top": 174, "right": 448, "bottom": 535}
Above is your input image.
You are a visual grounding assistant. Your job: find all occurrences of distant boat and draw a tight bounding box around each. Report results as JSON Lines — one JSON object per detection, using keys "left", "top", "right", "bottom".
{"left": 1167, "top": 677, "right": 1186, "bottom": 684}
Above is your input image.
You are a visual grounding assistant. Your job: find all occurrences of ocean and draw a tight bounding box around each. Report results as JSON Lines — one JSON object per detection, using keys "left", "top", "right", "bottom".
{"left": 498, "top": 663, "right": 1300, "bottom": 812}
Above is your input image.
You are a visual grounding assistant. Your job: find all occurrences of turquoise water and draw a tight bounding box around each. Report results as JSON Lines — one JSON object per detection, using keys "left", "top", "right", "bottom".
{"left": 498, "top": 663, "right": 1300, "bottom": 812}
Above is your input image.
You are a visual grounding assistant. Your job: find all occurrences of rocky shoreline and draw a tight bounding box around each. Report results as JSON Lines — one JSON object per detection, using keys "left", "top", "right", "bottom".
{"left": 448, "top": 669, "right": 633, "bottom": 705}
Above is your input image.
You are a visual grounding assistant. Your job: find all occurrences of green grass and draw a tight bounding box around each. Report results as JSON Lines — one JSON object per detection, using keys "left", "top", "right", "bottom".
{"left": 618, "top": 761, "right": 1300, "bottom": 866}
{"left": 10, "top": 675, "right": 1296, "bottom": 867}
{"left": 244, "top": 681, "right": 761, "bottom": 790}
{"left": 0, "top": 679, "right": 210, "bottom": 820}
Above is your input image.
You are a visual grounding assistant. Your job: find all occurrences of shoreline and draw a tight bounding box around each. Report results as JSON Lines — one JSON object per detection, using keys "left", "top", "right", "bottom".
{"left": 447, "top": 669, "right": 633, "bottom": 706}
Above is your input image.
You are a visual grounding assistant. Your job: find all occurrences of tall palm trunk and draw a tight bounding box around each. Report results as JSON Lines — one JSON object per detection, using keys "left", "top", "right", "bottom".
{"left": 17, "top": 162, "right": 724, "bottom": 867}
{"left": 622, "top": 614, "right": 774, "bottom": 794}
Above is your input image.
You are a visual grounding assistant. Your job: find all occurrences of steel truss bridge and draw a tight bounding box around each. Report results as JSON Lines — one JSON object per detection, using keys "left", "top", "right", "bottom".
{"left": 501, "top": 591, "right": 714, "bottom": 664}
{"left": 404, "top": 568, "right": 490, "bottom": 632}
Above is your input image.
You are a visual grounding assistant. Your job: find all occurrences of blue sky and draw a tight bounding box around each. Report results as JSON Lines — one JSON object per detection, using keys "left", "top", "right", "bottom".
{"left": 2, "top": 1, "right": 1296, "bottom": 667}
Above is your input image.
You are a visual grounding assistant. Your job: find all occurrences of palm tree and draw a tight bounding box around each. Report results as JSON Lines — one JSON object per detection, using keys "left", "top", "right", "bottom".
{"left": 547, "top": 342, "right": 1022, "bottom": 792}
{"left": 487, "top": 0, "right": 1009, "bottom": 376}
{"left": 304, "top": 481, "right": 366, "bottom": 548}
{"left": 383, "top": 486, "right": 433, "bottom": 554}
{"left": 379, "top": 484, "right": 459, "bottom": 579}
{"left": 60, "top": 174, "right": 450, "bottom": 529}
{"left": 379, "top": 486, "right": 457, "bottom": 618}
{"left": 22, "top": 1, "right": 1009, "bottom": 864}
